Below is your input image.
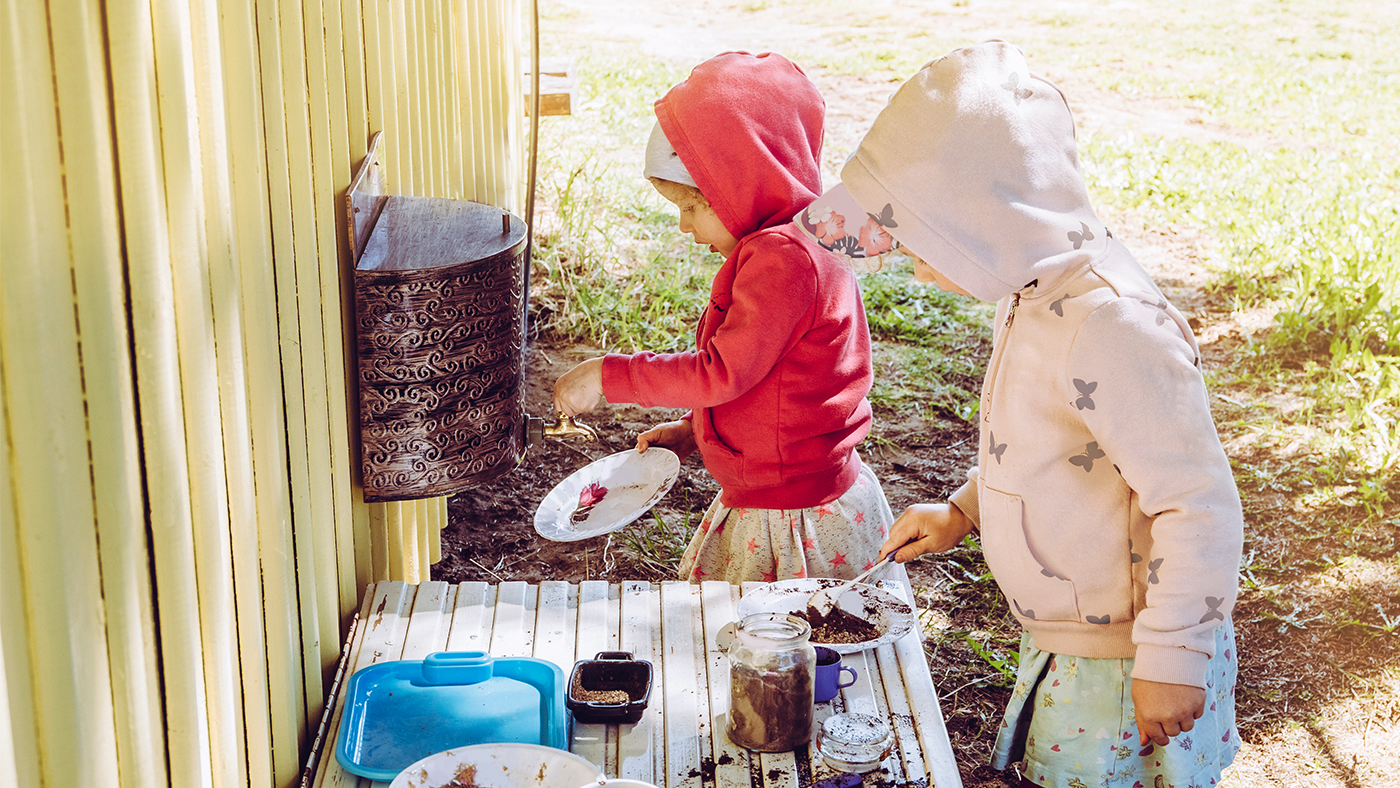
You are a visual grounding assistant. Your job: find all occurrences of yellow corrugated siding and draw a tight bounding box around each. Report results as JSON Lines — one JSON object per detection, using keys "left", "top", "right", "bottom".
{"left": 0, "top": 0, "right": 524, "bottom": 785}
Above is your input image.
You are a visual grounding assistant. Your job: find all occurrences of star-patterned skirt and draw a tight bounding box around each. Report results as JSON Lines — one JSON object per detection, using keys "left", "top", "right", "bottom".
{"left": 992, "top": 619, "right": 1239, "bottom": 788}
{"left": 676, "top": 463, "right": 894, "bottom": 584}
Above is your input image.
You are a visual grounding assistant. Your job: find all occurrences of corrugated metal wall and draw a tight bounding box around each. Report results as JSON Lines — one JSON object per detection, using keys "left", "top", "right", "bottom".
{"left": 0, "top": 0, "right": 523, "bottom": 786}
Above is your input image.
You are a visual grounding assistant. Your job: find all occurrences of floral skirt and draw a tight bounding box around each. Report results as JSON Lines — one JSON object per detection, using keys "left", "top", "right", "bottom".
{"left": 676, "top": 463, "right": 894, "bottom": 584}
{"left": 992, "top": 618, "right": 1240, "bottom": 788}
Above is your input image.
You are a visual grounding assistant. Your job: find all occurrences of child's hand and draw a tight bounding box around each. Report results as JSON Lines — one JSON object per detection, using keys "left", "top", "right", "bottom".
{"left": 1132, "top": 678, "right": 1206, "bottom": 747}
{"left": 635, "top": 419, "right": 697, "bottom": 460}
{"left": 553, "top": 357, "right": 605, "bottom": 417}
{"left": 878, "top": 503, "right": 975, "bottom": 562}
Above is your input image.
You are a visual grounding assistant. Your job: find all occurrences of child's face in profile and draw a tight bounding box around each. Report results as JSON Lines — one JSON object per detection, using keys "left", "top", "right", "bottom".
{"left": 654, "top": 180, "right": 738, "bottom": 256}
{"left": 905, "top": 251, "right": 972, "bottom": 296}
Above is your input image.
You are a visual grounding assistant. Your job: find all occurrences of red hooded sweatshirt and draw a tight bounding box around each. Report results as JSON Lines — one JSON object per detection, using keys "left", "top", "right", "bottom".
{"left": 600, "top": 52, "right": 874, "bottom": 509}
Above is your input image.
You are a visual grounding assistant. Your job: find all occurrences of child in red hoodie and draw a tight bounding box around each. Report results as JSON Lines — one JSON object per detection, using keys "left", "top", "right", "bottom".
{"left": 553, "top": 52, "right": 893, "bottom": 583}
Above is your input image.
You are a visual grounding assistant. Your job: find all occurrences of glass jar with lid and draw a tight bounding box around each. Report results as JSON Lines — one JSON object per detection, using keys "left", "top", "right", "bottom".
{"left": 725, "top": 613, "right": 816, "bottom": 752}
{"left": 816, "top": 712, "right": 894, "bottom": 772}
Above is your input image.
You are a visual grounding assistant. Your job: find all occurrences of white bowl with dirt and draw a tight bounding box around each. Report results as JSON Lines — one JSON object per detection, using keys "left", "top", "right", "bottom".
{"left": 388, "top": 743, "right": 603, "bottom": 788}
{"left": 734, "top": 578, "right": 914, "bottom": 654}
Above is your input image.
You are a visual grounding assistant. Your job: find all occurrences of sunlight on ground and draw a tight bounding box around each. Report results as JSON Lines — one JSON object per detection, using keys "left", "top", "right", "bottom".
{"left": 1223, "top": 662, "right": 1400, "bottom": 787}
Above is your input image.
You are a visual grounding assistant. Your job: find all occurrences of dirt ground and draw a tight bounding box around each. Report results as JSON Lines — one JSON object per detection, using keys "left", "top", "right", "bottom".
{"left": 436, "top": 2, "right": 1398, "bottom": 786}
{"left": 439, "top": 345, "right": 977, "bottom": 586}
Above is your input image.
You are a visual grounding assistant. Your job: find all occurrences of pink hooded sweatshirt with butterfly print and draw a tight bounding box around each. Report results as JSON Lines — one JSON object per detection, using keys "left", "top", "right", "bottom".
{"left": 843, "top": 42, "right": 1243, "bottom": 689}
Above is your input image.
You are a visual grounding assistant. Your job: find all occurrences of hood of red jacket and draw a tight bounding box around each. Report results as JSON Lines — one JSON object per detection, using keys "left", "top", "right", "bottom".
{"left": 653, "top": 52, "right": 825, "bottom": 239}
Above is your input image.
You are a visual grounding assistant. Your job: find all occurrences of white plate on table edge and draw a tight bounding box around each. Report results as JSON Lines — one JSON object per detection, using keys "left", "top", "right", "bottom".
{"left": 533, "top": 448, "right": 680, "bottom": 542}
{"left": 735, "top": 578, "right": 915, "bottom": 654}
{"left": 388, "top": 743, "right": 603, "bottom": 788}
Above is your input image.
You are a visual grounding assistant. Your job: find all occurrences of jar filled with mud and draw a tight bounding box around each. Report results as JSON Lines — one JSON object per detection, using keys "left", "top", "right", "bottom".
{"left": 726, "top": 613, "right": 816, "bottom": 752}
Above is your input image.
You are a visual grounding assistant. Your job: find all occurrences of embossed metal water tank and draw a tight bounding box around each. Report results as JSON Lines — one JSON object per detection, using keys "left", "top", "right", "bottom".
{"left": 349, "top": 136, "right": 529, "bottom": 502}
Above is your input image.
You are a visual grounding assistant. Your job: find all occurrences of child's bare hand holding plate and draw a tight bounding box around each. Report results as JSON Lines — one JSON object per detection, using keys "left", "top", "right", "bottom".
{"left": 635, "top": 419, "right": 697, "bottom": 461}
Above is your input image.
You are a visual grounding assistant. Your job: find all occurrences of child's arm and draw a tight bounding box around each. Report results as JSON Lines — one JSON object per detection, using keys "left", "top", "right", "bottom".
{"left": 877, "top": 502, "right": 975, "bottom": 562}
{"left": 1132, "top": 678, "right": 1206, "bottom": 747}
{"left": 554, "top": 357, "right": 605, "bottom": 416}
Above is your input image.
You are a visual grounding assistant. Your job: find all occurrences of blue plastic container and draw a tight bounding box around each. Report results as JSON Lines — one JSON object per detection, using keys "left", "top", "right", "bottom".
{"left": 334, "top": 651, "right": 566, "bottom": 781}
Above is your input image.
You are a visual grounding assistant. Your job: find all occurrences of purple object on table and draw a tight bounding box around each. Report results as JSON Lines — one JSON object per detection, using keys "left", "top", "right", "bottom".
{"left": 814, "top": 646, "right": 858, "bottom": 703}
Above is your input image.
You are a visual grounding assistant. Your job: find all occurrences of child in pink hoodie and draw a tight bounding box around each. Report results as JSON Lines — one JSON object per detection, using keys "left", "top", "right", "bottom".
{"left": 799, "top": 42, "right": 1243, "bottom": 788}
{"left": 553, "top": 52, "right": 894, "bottom": 584}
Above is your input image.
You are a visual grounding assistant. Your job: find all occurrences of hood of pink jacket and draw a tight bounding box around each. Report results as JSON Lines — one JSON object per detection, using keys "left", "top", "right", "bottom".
{"left": 654, "top": 51, "right": 825, "bottom": 239}
{"left": 842, "top": 41, "right": 1104, "bottom": 302}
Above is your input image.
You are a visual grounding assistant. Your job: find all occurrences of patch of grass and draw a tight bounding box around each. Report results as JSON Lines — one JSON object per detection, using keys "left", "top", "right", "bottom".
{"left": 526, "top": 51, "right": 716, "bottom": 352}
{"left": 861, "top": 266, "right": 991, "bottom": 422}
{"left": 1082, "top": 134, "right": 1400, "bottom": 489}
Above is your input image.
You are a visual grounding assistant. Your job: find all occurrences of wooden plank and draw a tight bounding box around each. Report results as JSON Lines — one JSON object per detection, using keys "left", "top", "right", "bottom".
{"left": 386, "top": 502, "right": 406, "bottom": 581}
{"left": 488, "top": 581, "right": 538, "bottom": 658}
{"left": 314, "top": 582, "right": 415, "bottom": 788}
{"left": 254, "top": 0, "right": 330, "bottom": 744}
{"left": 41, "top": 0, "right": 173, "bottom": 785}
{"left": 456, "top": 0, "right": 485, "bottom": 201}
{"left": 700, "top": 582, "right": 750, "bottom": 788}
{"left": 524, "top": 74, "right": 576, "bottom": 117}
{"left": 439, "top": 0, "right": 464, "bottom": 198}
{"left": 1, "top": 3, "right": 124, "bottom": 785}
{"left": 444, "top": 582, "right": 498, "bottom": 651}
{"left": 429, "top": 497, "right": 444, "bottom": 566}
{"left": 883, "top": 580, "right": 962, "bottom": 788}
{"left": 214, "top": 0, "right": 308, "bottom": 781}
{"left": 334, "top": 0, "right": 376, "bottom": 599}
{"left": 660, "top": 582, "right": 705, "bottom": 788}
{"left": 400, "top": 581, "right": 454, "bottom": 658}
{"left": 105, "top": 0, "right": 227, "bottom": 783}
{"left": 369, "top": 503, "right": 389, "bottom": 582}
{"left": 415, "top": 499, "right": 431, "bottom": 580}
{"left": 300, "top": 0, "right": 360, "bottom": 628}
{"left": 310, "top": 586, "right": 375, "bottom": 788}
{"left": 534, "top": 581, "right": 578, "bottom": 674}
{"left": 571, "top": 582, "right": 620, "bottom": 776}
{"left": 413, "top": 0, "right": 441, "bottom": 197}
{"left": 389, "top": 0, "right": 419, "bottom": 194}
{"left": 875, "top": 640, "right": 926, "bottom": 784}
{"left": 618, "top": 582, "right": 659, "bottom": 783}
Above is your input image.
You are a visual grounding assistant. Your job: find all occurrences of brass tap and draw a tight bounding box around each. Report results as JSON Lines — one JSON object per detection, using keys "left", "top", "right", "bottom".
{"left": 542, "top": 412, "right": 599, "bottom": 441}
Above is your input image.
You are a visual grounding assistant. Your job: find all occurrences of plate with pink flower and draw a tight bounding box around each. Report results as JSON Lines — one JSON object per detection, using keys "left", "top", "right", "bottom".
{"left": 533, "top": 448, "right": 681, "bottom": 542}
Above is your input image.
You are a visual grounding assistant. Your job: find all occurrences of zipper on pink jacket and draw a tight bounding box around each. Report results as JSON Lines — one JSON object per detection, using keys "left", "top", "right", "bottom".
{"left": 981, "top": 291, "right": 1021, "bottom": 426}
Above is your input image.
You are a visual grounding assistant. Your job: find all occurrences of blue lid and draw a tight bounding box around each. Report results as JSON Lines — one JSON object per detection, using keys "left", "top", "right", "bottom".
{"left": 334, "top": 651, "right": 566, "bottom": 781}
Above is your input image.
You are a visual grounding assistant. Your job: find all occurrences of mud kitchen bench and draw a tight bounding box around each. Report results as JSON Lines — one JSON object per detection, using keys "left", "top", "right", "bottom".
{"left": 304, "top": 580, "right": 962, "bottom": 788}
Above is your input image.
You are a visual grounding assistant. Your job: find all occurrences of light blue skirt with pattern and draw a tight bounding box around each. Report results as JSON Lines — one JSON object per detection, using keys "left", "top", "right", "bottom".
{"left": 992, "top": 618, "right": 1239, "bottom": 788}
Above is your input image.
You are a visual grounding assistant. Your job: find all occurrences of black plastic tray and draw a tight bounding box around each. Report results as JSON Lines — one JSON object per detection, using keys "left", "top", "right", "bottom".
{"left": 567, "top": 651, "right": 652, "bottom": 724}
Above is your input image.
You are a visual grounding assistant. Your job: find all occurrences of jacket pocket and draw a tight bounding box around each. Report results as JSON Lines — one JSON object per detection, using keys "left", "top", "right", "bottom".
{"left": 979, "top": 485, "right": 1081, "bottom": 623}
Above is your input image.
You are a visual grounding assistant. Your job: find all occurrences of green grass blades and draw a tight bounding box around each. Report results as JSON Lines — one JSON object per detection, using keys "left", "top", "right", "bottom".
{"left": 1082, "top": 134, "right": 1399, "bottom": 490}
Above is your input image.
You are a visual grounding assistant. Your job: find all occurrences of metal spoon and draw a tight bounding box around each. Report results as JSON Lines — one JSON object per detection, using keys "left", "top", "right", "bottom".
{"left": 807, "top": 550, "right": 899, "bottom": 617}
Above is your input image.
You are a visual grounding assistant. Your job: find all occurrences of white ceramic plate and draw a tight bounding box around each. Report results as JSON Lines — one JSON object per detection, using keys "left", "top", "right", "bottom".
{"left": 735, "top": 578, "right": 915, "bottom": 654}
{"left": 388, "top": 743, "right": 602, "bottom": 788}
{"left": 533, "top": 448, "right": 680, "bottom": 542}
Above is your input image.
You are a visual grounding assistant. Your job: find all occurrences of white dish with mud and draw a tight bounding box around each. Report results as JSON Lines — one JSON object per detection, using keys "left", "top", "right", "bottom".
{"left": 734, "top": 578, "right": 914, "bottom": 654}
{"left": 388, "top": 743, "right": 602, "bottom": 788}
{"left": 533, "top": 448, "right": 680, "bottom": 542}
